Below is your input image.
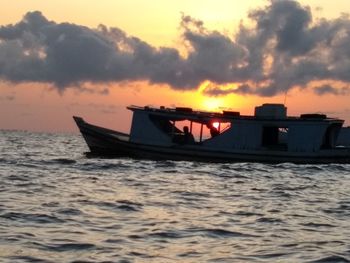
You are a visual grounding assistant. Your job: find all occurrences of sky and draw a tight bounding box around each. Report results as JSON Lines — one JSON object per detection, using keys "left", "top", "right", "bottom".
{"left": 1, "top": 0, "right": 350, "bottom": 133}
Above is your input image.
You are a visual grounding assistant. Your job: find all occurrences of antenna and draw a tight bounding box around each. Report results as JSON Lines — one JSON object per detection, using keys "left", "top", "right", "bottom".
{"left": 283, "top": 91, "right": 288, "bottom": 106}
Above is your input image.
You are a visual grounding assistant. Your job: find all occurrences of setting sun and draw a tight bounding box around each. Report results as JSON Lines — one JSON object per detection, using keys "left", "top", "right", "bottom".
{"left": 196, "top": 81, "right": 225, "bottom": 111}
{"left": 202, "top": 97, "right": 222, "bottom": 111}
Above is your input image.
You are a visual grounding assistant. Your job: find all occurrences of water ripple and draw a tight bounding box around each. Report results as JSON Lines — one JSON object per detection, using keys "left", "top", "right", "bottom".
{"left": 1, "top": 131, "right": 350, "bottom": 262}
{"left": 308, "top": 255, "right": 350, "bottom": 263}
{"left": 0, "top": 212, "right": 64, "bottom": 224}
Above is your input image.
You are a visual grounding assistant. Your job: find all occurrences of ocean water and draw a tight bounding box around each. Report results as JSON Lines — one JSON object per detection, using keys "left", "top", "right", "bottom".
{"left": 1, "top": 130, "right": 350, "bottom": 263}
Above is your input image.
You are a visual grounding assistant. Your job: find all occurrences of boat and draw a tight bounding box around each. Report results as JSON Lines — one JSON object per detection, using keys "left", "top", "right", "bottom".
{"left": 338, "top": 127, "right": 350, "bottom": 146}
{"left": 73, "top": 103, "right": 350, "bottom": 164}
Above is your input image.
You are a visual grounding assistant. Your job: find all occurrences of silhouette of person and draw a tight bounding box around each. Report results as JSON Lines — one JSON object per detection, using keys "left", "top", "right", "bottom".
{"left": 183, "top": 126, "right": 195, "bottom": 143}
{"left": 207, "top": 123, "right": 219, "bottom": 137}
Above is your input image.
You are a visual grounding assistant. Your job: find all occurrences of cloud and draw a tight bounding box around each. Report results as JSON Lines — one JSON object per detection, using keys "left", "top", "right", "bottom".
{"left": 314, "top": 84, "right": 350, "bottom": 95}
{"left": 0, "top": 11, "right": 188, "bottom": 90}
{"left": 1, "top": 1, "right": 350, "bottom": 96}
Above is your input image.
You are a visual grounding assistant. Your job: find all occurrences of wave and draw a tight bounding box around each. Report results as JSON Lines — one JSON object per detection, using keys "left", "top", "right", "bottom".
{"left": 308, "top": 255, "right": 350, "bottom": 263}
{"left": 0, "top": 212, "right": 64, "bottom": 224}
{"left": 1, "top": 131, "right": 350, "bottom": 262}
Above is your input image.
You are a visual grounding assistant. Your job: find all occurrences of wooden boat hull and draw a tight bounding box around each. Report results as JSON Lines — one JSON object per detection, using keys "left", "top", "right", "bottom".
{"left": 73, "top": 116, "right": 350, "bottom": 164}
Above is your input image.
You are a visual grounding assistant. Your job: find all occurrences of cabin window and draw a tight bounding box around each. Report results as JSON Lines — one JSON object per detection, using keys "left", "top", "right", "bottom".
{"left": 149, "top": 114, "right": 231, "bottom": 144}
{"left": 149, "top": 115, "right": 181, "bottom": 134}
{"left": 172, "top": 120, "right": 196, "bottom": 144}
{"left": 262, "top": 126, "right": 288, "bottom": 149}
{"left": 150, "top": 116, "right": 196, "bottom": 144}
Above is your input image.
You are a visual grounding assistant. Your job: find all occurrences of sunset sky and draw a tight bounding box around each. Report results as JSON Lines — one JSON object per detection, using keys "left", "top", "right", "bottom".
{"left": 1, "top": 0, "right": 350, "bottom": 133}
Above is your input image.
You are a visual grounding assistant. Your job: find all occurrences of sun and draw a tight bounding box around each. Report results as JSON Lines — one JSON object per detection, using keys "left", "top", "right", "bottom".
{"left": 202, "top": 97, "right": 222, "bottom": 111}
{"left": 196, "top": 81, "right": 224, "bottom": 111}
{"left": 194, "top": 80, "right": 248, "bottom": 112}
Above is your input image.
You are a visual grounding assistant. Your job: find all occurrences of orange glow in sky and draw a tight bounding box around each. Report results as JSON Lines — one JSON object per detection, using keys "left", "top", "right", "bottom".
{"left": 1, "top": 0, "right": 350, "bottom": 132}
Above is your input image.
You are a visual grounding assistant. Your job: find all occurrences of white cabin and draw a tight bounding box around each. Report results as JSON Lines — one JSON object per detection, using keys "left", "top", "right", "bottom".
{"left": 127, "top": 104, "right": 343, "bottom": 153}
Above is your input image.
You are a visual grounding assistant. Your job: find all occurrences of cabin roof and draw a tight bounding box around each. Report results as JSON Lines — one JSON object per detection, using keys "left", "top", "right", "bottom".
{"left": 127, "top": 105, "right": 343, "bottom": 124}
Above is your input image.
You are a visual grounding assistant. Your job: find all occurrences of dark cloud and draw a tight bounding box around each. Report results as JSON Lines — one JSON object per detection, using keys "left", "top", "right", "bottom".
{"left": 314, "top": 84, "right": 350, "bottom": 95}
{"left": 202, "top": 84, "right": 253, "bottom": 97}
{"left": 1, "top": 1, "right": 350, "bottom": 96}
{"left": 205, "top": 0, "right": 350, "bottom": 96}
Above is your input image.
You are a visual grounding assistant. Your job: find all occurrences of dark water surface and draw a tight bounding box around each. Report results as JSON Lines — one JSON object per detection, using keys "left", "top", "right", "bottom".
{"left": 1, "top": 130, "right": 350, "bottom": 262}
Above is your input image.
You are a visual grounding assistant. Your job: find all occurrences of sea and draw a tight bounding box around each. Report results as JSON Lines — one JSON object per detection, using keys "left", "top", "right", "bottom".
{"left": 1, "top": 130, "right": 350, "bottom": 263}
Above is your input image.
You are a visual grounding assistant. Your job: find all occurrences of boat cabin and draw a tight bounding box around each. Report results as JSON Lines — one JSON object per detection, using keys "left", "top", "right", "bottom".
{"left": 127, "top": 104, "right": 343, "bottom": 153}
